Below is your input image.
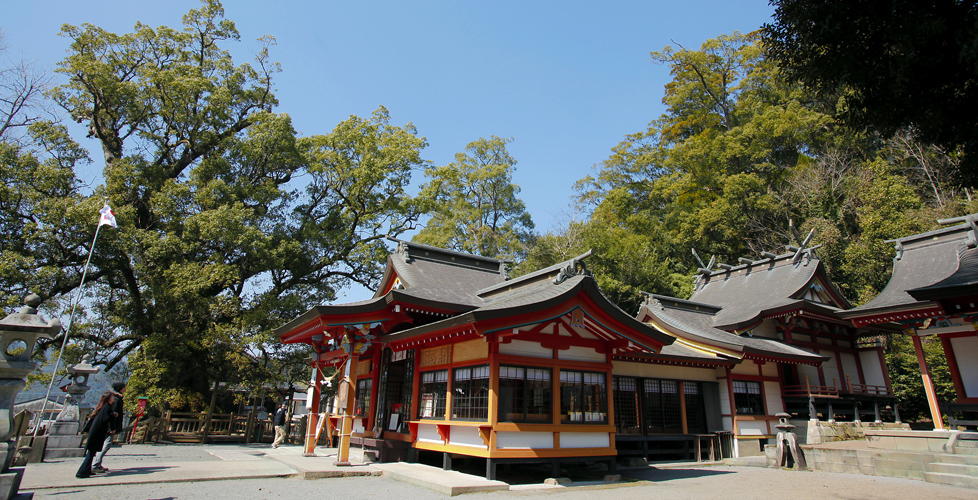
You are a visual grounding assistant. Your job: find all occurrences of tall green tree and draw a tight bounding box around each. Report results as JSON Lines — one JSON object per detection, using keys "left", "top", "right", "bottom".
{"left": 0, "top": 1, "right": 428, "bottom": 411}
{"left": 415, "top": 136, "right": 534, "bottom": 260}
{"left": 764, "top": 0, "right": 978, "bottom": 185}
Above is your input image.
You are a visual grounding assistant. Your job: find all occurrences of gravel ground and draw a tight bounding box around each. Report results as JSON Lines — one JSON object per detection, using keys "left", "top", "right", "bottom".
{"left": 35, "top": 443, "right": 223, "bottom": 466}
{"left": 29, "top": 462, "right": 978, "bottom": 500}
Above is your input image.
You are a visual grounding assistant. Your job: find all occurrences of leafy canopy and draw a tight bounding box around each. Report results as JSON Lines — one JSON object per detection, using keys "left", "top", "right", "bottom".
{"left": 415, "top": 136, "right": 534, "bottom": 261}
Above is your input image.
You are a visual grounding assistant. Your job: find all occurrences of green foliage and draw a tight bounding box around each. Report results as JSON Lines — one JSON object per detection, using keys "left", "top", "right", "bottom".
{"left": 0, "top": 2, "right": 427, "bottom": 410}
{"left": 764, "top": 0, "right": 978, "bottom": 185}
{"left": 885, "top": 334, "right": 956, "bottom": 423}
{"left": 415, "top": 136, "right": 535, "bottom": 260}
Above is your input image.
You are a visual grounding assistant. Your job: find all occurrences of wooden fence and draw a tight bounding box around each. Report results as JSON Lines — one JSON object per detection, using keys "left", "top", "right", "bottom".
{"left": 130, "top": 411, "right": 288, "bottom": 445}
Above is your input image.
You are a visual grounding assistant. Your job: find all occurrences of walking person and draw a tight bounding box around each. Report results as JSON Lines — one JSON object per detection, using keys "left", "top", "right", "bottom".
{"left": 92, "top": 381, "right": 126, "bottom": 473}
{"left": 76, "top": 393, "right": 114, "bottom": 478}
{"left": 272, "top": 403, "right": 287, "bottom": 448}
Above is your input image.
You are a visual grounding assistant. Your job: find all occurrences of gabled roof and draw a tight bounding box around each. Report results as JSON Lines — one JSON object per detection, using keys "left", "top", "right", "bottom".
{"left": 382, "top": 252, "right": 675, "bottom": 355}
{"left": 637, "top": 294, "right": 828, "bottom": 365}
{"left": 276, "top": 239, "right": 509, "bottom": 342}
{"left": 375, "top": 237, "right": 509, "bottom": 305}
{"left": 842, "top": 215, "right": 978, "bottom": 324}
{"left": 688, "top": 250, "right": 850, "bottom": 331}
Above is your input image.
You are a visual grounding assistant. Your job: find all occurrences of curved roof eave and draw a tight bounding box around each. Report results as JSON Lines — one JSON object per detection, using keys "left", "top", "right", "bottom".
{"left": 383, "top": 275, "right": 674, "bottom": 351}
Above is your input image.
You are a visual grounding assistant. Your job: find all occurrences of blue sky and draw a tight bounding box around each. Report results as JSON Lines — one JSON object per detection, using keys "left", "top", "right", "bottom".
{"left": 2, "top": 0, "right": 775, "bottom": 300}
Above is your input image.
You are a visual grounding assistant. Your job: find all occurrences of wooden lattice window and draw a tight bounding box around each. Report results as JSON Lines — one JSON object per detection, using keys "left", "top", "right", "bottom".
{"left": 452, "top": 365, "right": 490, "bottom": 421}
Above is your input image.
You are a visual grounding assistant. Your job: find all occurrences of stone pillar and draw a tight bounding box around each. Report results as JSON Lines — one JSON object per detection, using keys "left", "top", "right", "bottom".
{"left": 0, "top": 294, "right": 60, "bottom": 500}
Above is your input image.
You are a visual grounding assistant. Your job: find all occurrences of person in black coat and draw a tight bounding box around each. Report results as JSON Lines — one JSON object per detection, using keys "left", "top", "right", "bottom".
{"left": 76, "top": 393, "right": 114, "bottom": 478}
{"left": 92, "top": 382, "right": 126, "bottom": 472}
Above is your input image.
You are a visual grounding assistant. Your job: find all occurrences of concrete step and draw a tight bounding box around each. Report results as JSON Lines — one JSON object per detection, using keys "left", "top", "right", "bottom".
{"left": 43, "top": 448, "right": 86, "bottom": 460}
{"left": 935, "top": 453, "right": 978, "bottom": 466}
{"left": 924, "top": 471, "right": 978, "bottom": 488}
{"left": 928, "top": 462, "right": 978, "bottom": 477}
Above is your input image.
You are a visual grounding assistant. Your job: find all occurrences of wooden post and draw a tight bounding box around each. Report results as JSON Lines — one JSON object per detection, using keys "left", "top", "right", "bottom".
{"left": 335, "top": 351, "right": 360, "bottom": 466}
{"left": 244, "top": 395, "right": 259, "bottom": 443}
{"left": 202, "top": 382, "right": 219, "bottom": 444}
{"left": 912, "top": 333, "right": 945, "bottom": 430}
{"left": 304, "top": 361, "right": 322, "bottom": 456}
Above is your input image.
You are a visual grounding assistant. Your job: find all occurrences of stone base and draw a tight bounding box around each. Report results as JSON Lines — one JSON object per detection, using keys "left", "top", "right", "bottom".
{"left": 47, "top": 421, "right": 81, "bottom": 436}
{"left": 0, "top": 467, "right": 25, "bottom": 500}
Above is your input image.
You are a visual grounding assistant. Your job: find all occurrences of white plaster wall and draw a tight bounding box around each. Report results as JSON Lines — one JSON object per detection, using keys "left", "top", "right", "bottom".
{"left": 612, "top": 361, "right": 718, "bottom": 382}
{"left": 558, "top": 345, "right": 605, "bottom": 363}
{"left": 560, "top": 432, "right": 610, "bottom": 448}
{"left": 839, "top": 352, "right": 859, "bottom": 384}
{"left": 764, "top": 381, "right": 783, "bottom": 414}
{"left": 760, "top": 362, "right": 778, "bottom": 378}
{"left": 417, "top": 423, "right": 443, "bottom": 444}
{"left": 797, "top": 363, "right": 821, "bottom": 387}
{"left": 496, "top": 431, "right": 553, "bottom": 449}
{"left": 731, "top": 363, "right": 759, "bottom": 376}
{"left": 737, "top": 420, "right": 768, "bottom": 436}
{"left": 951, "top": 336, "right": 978, "bottom": 397}
{"left": 858, "top": 351, "right": 886, "bottom": 387}
{"left": 353, "top": 418, "right": 365, "bottom": 434}
{"left": 448, "top": 426, "right": 488, "bottom": 449}
{"left": 821, "top": 354, "right": 841, "bottom": 388}
{"left": 499, "top": 339, "right": 552, "bottom": 359}
{"left": 817, "top": 336, "right": 833, "bottom": 346}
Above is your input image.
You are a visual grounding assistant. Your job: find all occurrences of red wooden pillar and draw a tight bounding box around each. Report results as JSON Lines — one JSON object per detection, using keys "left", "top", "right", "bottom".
{"left": 911, "top": 332, "right": 945, "bottom": 430}
{"left": 939, "top": 335, "right": 967, "bottom": 402}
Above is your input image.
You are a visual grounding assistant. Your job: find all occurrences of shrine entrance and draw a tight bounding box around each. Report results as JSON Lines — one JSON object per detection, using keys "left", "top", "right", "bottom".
{"left": 357, "top": 347, "right": 415, "bottom": 462}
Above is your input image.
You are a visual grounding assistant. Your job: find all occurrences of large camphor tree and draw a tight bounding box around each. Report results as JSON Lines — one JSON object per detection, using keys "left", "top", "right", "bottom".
{"left": 0, "top": 1, "right": 428, "bottom": 410}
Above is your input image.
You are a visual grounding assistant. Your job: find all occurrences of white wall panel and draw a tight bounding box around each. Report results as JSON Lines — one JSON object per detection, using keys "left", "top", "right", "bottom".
{"left": 448, "top": 426, "right": 488, "bottom": 449}
{"left": 764, "top": 381, "right": 783, "bottom": 414}
{"left": 417, "top": 423, "right": 443, "bottom": 444}
{"left": 951, "top": 336, "right": 978, "bottom": 397}
{"left": 858, "top": 351, "right": 885, "bottom": 387}
{"left": 560, "top": 432, "right": 610, "bottom": 448}
{"left": 499, "top": 339, "right": 552, "bottom": 359}
{"left": 496, "top": 431, "right": 553, "bottom": 449}
{"left": 839, "top": 353, "right": 859, "bottom": 385}
{"left": 737, "top": 420, "right": 767, "bottom": 436}
{"left": 558, "top": 345, "right": 605, "bottom": 362}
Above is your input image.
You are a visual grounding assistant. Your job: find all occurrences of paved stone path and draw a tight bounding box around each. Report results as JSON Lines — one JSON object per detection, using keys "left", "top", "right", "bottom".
{"left": 22, "top": 443, "right": 978, "bottom": 499}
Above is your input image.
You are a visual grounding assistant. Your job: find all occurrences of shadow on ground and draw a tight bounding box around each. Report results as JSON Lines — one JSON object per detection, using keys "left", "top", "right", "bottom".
{"left": 622, "top": 467, "right": 735, "bottom": 482}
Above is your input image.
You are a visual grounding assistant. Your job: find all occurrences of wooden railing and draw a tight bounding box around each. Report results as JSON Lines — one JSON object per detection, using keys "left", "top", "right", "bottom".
{"left": 783, "top": 375, "right": 892, "bottom": 398}
{"left": 149, "top": 411, "right": 282, "bottom": 444}
{"left": 782, "top": 376, "right": 840, "bottom": 398}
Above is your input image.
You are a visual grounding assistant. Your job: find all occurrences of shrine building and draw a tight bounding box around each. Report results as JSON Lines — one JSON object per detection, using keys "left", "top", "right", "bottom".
{"left": 275, "top": 236, "right": 897, "bottom": 477}
{"left": 841, "top": 213, "right": 978, "bottom": 429}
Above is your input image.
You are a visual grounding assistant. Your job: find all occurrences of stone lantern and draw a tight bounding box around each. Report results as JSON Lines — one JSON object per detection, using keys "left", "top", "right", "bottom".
{"left": 0, "top": 293, "right": 60, "bottom": 499}
{"left": 56, "top": 354, "right": 101, "bottom": 423}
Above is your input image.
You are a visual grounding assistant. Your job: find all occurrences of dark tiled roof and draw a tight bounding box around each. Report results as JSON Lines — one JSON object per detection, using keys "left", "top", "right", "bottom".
{"left": 377, "top": 238, "right": 508, "bottom": 304}
{"left": 688, "top": 253, "right": 837, "bottom": 330}
{"left": 846, "top": 219, "right": 976, "bottom": 314}
{"left": 908, "top": 246, "right": 978, "bottom": 301}
{"left": 383, "top": 273, "right": 675, "bottom": 352}
{"left": 639, "top": 295, "right": 827, "bottom": 364}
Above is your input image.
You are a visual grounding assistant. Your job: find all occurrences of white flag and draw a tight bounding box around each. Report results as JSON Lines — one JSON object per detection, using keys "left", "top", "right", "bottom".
{"left": 98, "top": 204, "right": 118, "bottom": 229}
